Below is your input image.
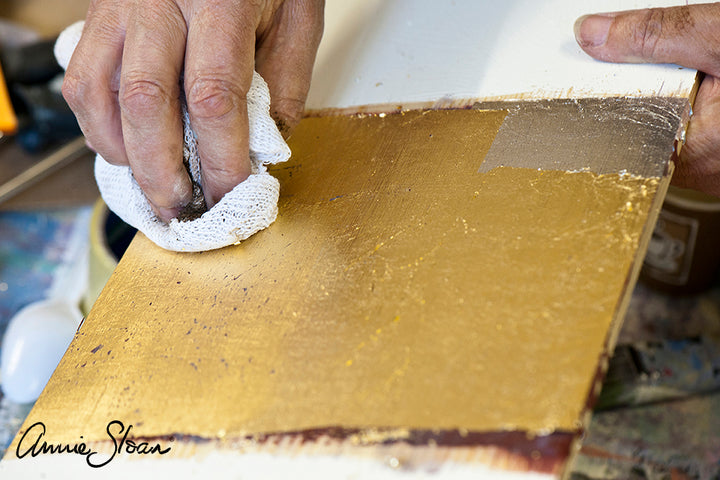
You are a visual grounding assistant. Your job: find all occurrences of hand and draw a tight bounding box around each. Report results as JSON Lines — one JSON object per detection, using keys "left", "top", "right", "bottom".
{"left": 574, "top": 4, "right": 720, "bottom": 197}
{"left": 62, "top": 0, "right": 324, "bottom": 221}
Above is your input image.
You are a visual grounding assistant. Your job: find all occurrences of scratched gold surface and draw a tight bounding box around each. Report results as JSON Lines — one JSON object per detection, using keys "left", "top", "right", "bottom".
{"left": 11, "top": 109, "right": 660, "bottom": 447}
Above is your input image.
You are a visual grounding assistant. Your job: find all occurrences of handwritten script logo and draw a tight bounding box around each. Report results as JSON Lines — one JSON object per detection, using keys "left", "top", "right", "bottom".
{"left": 16, "top": 421, "right": 171, "bottom": 468}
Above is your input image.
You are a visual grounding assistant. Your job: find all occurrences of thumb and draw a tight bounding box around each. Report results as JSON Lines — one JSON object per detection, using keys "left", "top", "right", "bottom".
{"left": 574, "top": 4, "right": 720, "bottom": 76}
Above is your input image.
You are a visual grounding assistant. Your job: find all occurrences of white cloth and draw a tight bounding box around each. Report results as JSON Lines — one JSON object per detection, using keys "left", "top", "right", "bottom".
{"left": 55, "top": 21, "right": 291, "bottom": 252}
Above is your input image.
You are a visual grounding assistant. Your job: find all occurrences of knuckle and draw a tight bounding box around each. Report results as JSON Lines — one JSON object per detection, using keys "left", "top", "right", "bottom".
{"left": 186, "top": 77, "right": 242, "bottom": 120}
{"left": 635, "top": 8, "right": 665, "bottom": 59}
{"left": 61, "top": 71, "right": 91, "bottom": 111}
{"left": 119, "top": 77, "right": 172, "bottom": 116}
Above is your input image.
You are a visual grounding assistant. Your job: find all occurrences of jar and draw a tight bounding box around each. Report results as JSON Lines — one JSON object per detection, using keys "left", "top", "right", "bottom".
{"left": 640, "top": 186, "right": 720, "bottom": 294}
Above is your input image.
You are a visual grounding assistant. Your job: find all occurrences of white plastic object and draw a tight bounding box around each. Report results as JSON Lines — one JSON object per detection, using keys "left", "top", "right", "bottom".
{"left": 0, "top": 210, "right": 89, "bottom": 403}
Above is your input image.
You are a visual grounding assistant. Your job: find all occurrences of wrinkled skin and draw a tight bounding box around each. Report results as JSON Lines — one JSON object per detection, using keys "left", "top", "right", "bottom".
{"left": 63, "top": 0, "right": 324, "bottom": 221}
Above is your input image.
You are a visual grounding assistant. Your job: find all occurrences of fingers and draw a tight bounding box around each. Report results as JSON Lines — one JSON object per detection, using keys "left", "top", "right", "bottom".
{"left": 62, "top": 0, "right": 127, "bottom": 166}
{"left": 672, "top": 74, "right": 720, "bottom": 196}
{"left": 574, "top": 4, "right": 720, "bottom": 76}
{"left": 65, "top": 0, "right": 325, "bottom": 221}
{"left": 65, "top": 0, "right": 192, "bottom": 222}
{"left": 119, "top": 1, "right": 191, "bottom": 221}
{"left": 255, "top": 0, "right": 324, "bottom": 137}
{"left": 184, "top": 1, "right": 260, "bottom": 208}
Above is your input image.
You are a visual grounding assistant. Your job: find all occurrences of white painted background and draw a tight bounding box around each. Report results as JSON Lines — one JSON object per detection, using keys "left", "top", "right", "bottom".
{"left": 307, "top": 0, "right": 701, "bottom": 109}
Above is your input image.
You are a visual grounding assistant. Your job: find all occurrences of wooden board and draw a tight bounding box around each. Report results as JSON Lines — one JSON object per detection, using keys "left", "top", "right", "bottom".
{"left": 0, "top": 1, "right": 699, "bottom": 478}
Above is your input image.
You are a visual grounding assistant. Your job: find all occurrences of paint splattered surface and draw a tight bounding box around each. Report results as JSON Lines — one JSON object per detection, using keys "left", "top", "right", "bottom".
{"left": 0, "top": 207, "right": 90, "bottom": 455}
{"left": 0, "top": 209, "right": 87, "bottom": 329}
{"left": 571, "top": 281, "right": 720, "bottom": 480}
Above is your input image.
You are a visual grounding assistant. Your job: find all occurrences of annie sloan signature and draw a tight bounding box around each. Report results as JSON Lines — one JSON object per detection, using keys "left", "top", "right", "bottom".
{"left": 16, "top": 421, "right": 171, "bottom": 468}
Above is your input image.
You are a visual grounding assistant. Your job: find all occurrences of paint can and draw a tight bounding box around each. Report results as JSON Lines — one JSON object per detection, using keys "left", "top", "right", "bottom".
{"left": 640, "top": 186, "right": 720, "bottom": 294}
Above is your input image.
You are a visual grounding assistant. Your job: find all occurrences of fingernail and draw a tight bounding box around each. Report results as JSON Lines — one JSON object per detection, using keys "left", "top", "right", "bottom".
{"left": 574, "top": 14, "right": 614, "bottom": 48}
